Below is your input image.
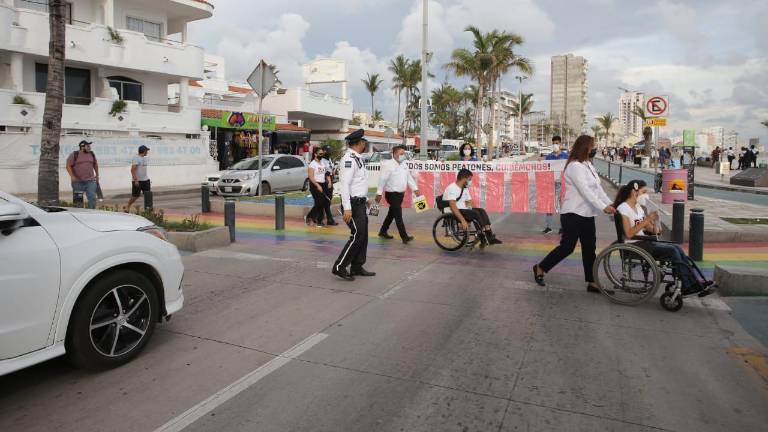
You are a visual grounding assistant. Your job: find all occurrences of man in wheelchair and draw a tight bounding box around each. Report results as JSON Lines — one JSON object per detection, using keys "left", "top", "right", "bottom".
{"left": 613, "top": 179, "right": 713, "bottom": 296}
{"left": 441, "top": 169, "right": 502, "bottom": 246}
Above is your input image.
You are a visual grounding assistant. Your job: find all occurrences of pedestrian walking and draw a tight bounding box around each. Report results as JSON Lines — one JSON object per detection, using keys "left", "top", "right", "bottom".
{"left": 543, "top": 136, "right": 567, "bottom": 235}
{"left": 321, "top": 145, "right": 338, "bottom": 225}
{"left": 750, "top": 145, "right": 759, "bottom": 168}
{"left": 126, "top": 145, "right": 151, "bottom": 210}
{"left": 306, "top": 147, "right": 332, "bottom": 227}
{"left": 375, "top": 145, "right": 420, "bottom": 243}
{"left": 66, "top": 140, "right": 99, "bottom": 209}
{"left": 711, "top": 146, "right": 721, "bottom": 170}
{"left": 726, "top": 147, "right": 735, "bottom": 169}
{"left": 609, "top": 147, "right": 616, "bottom": 162}
{"left": 332, "top": 129, "right": 376, "bottom": 281}
{"left": 533, "top": 135, "right": 616, "bottom": 291}
{"left": 738, "top": 147, "right": 746, "bottom": 170}
{"left": 459, "top": 143, "right": 478, "bottom": 162}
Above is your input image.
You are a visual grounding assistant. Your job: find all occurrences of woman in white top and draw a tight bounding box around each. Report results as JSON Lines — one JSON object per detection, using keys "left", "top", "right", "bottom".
{"left": 614, "top": 179, "right": 701, "bottom": 294}
{"left": 534, "top": 135, "right": 616, "bottom": 291}
{"left": 306, "top": 147, "right": 332, "bottom": 227}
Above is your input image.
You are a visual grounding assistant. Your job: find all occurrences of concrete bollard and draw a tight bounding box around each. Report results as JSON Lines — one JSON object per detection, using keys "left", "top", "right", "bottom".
{"left": 672, "top": 200, "right": 685, "bottom": 244}
{"left": 275, "top": 192, "right": 285, "bottom": 230}
{"left": 689, "top": 208, "right": 704, "bottom": 262}
{"left": 201, "top": 184, "right": 210, "bottom": 213}
{"left": 224, "top": 199, "right": 236, "bottom": 242}
{"left": 618, "top": 165, "right": 623, "bottom": 185}
{"left": 143, "top": 191, "right": 153, "bottom": 209}
{"left": 607, "top": 162, "right": 611, "bottom": 181}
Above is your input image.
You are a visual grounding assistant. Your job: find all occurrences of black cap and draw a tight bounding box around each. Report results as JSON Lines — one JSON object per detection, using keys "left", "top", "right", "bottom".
{"left": 138, "top": 145, "right": 150, "bottom": 153}
{"left": 78, "top": 140, "right": 92, "bottom": 147}
{"left": 344, "top": 129, "right": 368, "bottom": 145}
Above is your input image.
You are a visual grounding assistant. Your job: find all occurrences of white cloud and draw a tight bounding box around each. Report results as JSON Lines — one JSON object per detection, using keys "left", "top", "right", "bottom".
{"left": 214, "top": 13, "right": 310, "bottom": 86}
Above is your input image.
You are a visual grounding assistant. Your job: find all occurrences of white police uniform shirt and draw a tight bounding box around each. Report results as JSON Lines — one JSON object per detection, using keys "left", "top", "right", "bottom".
{"left": 377, "top": 159, "right": 417, "bottom": 195}
{"left": 322, "top": 158, "right": 334, "bottom": 177}
{"left": 339, "top": 148, "right": 368, "bottom": 209}
{"left": 309, "top": 160, "right": 326, "bottom": 183}
{"left": 560, "top": 161, "right": 612, "bottom": 218}
{"left": 443, "top": 182, "right": 470, "bottom": 209}
{"left": 617, "top": 202, "right": 646, "bottom": 243}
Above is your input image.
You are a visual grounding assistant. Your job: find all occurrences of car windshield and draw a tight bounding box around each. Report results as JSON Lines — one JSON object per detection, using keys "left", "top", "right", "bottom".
{"left": 230, "top": 158, "right": 273, "bottom": 170}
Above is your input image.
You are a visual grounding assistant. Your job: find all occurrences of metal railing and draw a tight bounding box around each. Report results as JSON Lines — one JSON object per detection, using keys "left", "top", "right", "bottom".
{"left": 593, "top": 158, "right": 657, "bottom": 187}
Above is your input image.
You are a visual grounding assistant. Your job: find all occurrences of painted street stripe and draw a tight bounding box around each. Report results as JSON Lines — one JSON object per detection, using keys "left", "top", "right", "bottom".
{"left": 194, "top": 249, "right": 292, "bottom": 262}
{"left": 153, "top": 333, "right": 328, "bottom": 432}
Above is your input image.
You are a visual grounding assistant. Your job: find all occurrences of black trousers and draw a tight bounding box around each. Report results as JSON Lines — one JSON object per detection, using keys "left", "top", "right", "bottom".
{"left": 380, "top": 191, "right": 408, "bottom": 238}
{"left": 459, "top": 208, "right": 491, "bottom": 228}
{"left": 308, "top": 183, "right": 332, "bottom": 223}
{"left": 322, "top": 182, "right": 335, "bottom": 223}
{"left": 539, "top": 213, "right": 597, "bottom": 283}
{"left": 334, "top": 199, "right": 368, "bottom": 272}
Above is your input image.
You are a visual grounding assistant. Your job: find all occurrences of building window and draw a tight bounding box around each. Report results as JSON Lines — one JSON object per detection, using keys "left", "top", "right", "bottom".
{"left": 17, "top": 1, "right": 73, "bottom": 23}
{"left": 35, "top": 64, "right": 92, "bottom": 105}
{"left": 126, "top": 16, "right": 162, "bottom": 41}
{"left": 107, "top": 76, "right": 143, "bottom": 103}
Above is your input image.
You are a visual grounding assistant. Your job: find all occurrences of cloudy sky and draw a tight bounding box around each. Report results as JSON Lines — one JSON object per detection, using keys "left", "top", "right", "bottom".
{"left": 190, "top": 0, "right": 768, "bottom": 143}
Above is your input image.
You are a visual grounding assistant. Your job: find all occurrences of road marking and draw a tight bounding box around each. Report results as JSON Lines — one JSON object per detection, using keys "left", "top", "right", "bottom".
{"left": 728, "top": 347, "right": 768, "bottom": 385}
{"left": 153, "top": 333, "right": 328, "bottom": 432}
{"left": 685, "top": 295, "right": 731, "bottom": 312}
{"left": 195, "top": 249, "right": 292, "bottom": 262}
{"left": 380, "top": 265, "right": 432, "bottom": 299}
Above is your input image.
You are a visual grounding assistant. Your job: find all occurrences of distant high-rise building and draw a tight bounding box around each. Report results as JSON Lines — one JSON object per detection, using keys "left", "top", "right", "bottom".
{"left": 618, "top": 91, "right": 645, "bottom": 139}
{"left": 550, "top": 54, "right": 588, "bottom": 136}
{"left": 703, "top": 127, "right": 725, "bottom": 149}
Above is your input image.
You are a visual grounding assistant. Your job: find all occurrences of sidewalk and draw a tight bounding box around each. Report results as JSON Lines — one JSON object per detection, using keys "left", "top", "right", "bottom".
{"left": 15, "top": 183, "right": 201, "bottom": 202}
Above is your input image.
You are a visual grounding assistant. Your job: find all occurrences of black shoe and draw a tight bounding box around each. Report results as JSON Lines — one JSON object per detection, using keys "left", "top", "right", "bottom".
{"left": 327, "top": 221, "right": 339, "bottom": 226}
{"left": 332, "top": 268, "right": 355, "bottom": 281}
{"left": 488, "top": 235, "right": 502, "bottom": 245}
{"left": 350, "top": 268, "right": 376, "bottom": 277}
{"left": 402, "top": 235, "right": 415, "bottom": 244}
{"left": 378, "top": 232, "right": 394, "bottom": 239}
{"left": 587, "top": 283, "right": 601, "bottom": 293}
{"left": 542, "top": 227, "right": 553, "bottom": 234}
{"left": 533, "top": 265, "right": 545, "bottom": 287}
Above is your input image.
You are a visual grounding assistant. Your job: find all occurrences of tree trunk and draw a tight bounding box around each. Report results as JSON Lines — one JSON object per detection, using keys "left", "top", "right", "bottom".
{"left": 396, "top": 89, "right": 401, "bottom": 134}
{"left": 488, "top": 77, "right": 497, "bottom": 159}
{"left": 370, "top": 93, "right": 374, "bottom": 124}
{"left": 476, "top": 82, "right": 484, "bottom": 148}
{"left": 38, "top": 0, "right": 67, "bottom": 205}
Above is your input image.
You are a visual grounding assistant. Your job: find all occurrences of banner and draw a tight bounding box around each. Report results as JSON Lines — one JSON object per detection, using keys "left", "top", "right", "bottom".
{"left": 201, "top": 111, "right": 277, "bottom": 131}
{"left": 379, "top": 160, "right": 567, "bottom": 214}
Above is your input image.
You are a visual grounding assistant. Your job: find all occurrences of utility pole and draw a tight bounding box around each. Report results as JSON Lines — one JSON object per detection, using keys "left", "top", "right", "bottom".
{"left": 515, "top": 76, "right": 527, "bottom": 155}
{"left": 419, "top": 0, "right": 429, "bottom": 160}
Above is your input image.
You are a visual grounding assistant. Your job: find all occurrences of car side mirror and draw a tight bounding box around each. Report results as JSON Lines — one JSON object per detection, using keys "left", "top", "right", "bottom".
{"left": 0, "top": 202, "right": 28, "bottom": 235}
{"left": 272, "top": 165, "right": 282, "bottom": 171}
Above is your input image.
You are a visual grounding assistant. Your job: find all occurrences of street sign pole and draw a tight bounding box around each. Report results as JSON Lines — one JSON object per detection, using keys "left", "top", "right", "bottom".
{"left": 257, "top": 60, "right": 265, "bottom": 196}
{"left": 419, "top": 0, "right": 429, "bottom": 160}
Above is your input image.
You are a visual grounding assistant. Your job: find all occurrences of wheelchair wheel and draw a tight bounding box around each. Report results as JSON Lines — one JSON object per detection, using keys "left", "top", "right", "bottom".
{"left": 660, "top": 292, "right": 683, "bottom": 312}
{"left": 432, "top": 213, "right": 468, "bottom": 251}
{"left": 593, "top": 243, "right": 661, "bottom": 305}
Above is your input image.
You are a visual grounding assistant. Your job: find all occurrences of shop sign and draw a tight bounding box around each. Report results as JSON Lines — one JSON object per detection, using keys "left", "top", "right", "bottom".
{"left": 202, "top": 111, "right": 277, "bottom": 131}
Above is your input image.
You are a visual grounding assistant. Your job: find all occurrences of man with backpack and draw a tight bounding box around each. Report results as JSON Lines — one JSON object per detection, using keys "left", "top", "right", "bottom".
{"left": 65, "top": 140, "right": 99, "bottom": 209}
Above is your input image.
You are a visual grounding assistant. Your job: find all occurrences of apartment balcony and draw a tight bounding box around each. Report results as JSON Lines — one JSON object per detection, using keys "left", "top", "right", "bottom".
{"left": 1, "top": 89, "right": 200, "bottom": 134}
{"left": 2, "top": 6, "right": 204, "bottom": 79}
{"left": 263, "top": 88, "right": 352, "bottom": 130}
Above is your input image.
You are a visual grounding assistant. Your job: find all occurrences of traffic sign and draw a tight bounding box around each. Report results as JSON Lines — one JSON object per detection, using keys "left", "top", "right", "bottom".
{"left": 247, "top": 60, "right": 278, "bottom": 99}
{"left": 646, "top": 96, "right": 668, "bottom": 117}
{"left": 645, "top": 117, "right": 667, "bottom": 127}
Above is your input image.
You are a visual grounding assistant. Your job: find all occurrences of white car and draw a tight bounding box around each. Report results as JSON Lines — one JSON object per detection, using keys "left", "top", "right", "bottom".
{"left": 0, "top": 191, "right": 184, "bottom": 376}
{"left": 216, "top": 155, "right": 309, "bottom": 197}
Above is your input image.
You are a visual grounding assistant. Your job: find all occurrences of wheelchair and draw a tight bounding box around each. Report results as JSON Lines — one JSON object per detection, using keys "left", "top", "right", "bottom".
{"left": 431, "top": 196, "right": 487, "bottom": 251}
{"left": 592, "top": 213, "right": 715, "bottom": 312}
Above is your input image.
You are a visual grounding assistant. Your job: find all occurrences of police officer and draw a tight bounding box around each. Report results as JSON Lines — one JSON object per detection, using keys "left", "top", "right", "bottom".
{"left": 332, "top": 129, "right": 376, "bottom": 281}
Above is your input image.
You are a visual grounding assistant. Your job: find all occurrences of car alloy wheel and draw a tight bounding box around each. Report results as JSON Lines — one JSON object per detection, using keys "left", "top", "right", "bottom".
{"left": 89, "top": 284, "right": 152, "bottom": 357}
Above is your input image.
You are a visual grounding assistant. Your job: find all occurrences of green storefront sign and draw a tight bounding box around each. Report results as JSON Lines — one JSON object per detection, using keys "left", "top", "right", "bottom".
{"left": 202, "top": 111, "right": 277, "bottom": 131}
{"left": 683, "top": 129, "right": 696, "bottom": 147}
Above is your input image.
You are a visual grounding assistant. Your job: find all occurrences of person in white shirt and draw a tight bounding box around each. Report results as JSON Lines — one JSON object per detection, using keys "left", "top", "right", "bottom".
{"left": 375, "top": 146, "right": 420, "bottom": 243}
{"left": 306, "top": 147, "right": 334, "bottom": 227}
{"left": 442, "top": 168, "right": 502, "bottom": 246}
{"left": 534, "top": 135, "right": 616, "bottom": 291}
{"left": 332, "top": 129, "right": 375, "bottom": 281}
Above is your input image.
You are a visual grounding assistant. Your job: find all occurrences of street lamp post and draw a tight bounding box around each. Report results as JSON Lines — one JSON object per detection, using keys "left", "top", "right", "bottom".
{"left": 419, "top": 0, "right": 429, "bottom": 160}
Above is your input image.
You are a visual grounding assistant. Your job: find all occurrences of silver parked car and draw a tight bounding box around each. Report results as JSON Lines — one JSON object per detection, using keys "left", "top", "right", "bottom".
{"left": 217, "top": 155, "right": 309, "bottom": 196}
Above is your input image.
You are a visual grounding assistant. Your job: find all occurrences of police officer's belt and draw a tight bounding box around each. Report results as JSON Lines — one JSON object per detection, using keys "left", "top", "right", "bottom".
{"left": 351, "top": 197, "right": 367, "bottom": 204}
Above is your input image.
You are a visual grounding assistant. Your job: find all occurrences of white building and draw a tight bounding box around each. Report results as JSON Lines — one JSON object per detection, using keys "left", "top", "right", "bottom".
{"left": 0, "top": 0, "right": 216, "bottom": 194}
{"left": 618, "top": 91, "right": 644, "bottom": 139}
{"left": 493, "top": 90, "right": 517, "bottom": 145}
{"left": 550, "top": 54, "right": 588, "bottom": 134}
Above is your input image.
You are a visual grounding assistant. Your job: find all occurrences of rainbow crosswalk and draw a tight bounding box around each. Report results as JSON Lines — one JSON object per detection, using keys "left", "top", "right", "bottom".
{"left": 167, "top": 211, "right": 768, "bottom": 279}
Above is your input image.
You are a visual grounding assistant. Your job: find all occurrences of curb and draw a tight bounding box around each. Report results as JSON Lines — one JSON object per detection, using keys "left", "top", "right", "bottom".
{"left": 109, "top": 187, "right": 201, "bottom": 200}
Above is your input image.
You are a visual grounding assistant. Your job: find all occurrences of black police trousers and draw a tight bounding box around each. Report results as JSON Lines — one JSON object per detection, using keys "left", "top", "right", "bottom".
{"left": 380, "top": 191, "right": 408, "bottom": 239}
{"left": 334, "top": 199, "right": 368, "bottom": 272}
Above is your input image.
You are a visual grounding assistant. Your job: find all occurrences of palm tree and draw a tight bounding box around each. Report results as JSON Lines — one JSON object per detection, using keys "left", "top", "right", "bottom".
{"left": 401, "top": 60, "right": 426, "bottom": 135}
{"left": 361, "top": 72, "right": 383, "bottom": 120}
{"left": 596, "top": 113, "right": 617, "bottom": 147}
{"left": 510, "top": 93, "right": 534, "bottom": 117}
{"left": 372, "top": 110, "right": 383, "bottom": 123}
{"left": 37, "top": 0, "right": 67, "bottom": 204}
{"left": 388, "top": 55, "right": 409, "bottom": 134}
{"left": 591, "top": 125, "right": 602, "bottom": 143}
{"left": 631, "top": 106, "right": 647, "bottom": 122}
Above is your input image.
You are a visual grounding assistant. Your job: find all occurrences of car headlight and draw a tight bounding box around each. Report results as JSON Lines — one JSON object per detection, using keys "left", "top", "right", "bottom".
{"left": 138, "top": 225, "right": 168, "bottom": 241}
{"left": 242, "top": 173, "right": 255, "bottom": 181}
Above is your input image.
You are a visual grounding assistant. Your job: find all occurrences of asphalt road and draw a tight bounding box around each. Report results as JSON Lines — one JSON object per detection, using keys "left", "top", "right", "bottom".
{"left": 1, "top": 209, "right": 767, "bottom": 432}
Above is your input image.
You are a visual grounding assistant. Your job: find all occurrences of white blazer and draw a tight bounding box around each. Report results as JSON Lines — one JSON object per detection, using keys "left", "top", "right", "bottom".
{"left": 560, "top": 161, "right": 612, "bottom": 218}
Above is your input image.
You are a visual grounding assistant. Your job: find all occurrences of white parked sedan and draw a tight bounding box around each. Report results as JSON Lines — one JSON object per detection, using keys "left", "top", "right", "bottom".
{"left": 216, "top": 155, "right": 309, "bottom": 196}
{"left": 0, "top": 191, "right": 184, "bottom": 376}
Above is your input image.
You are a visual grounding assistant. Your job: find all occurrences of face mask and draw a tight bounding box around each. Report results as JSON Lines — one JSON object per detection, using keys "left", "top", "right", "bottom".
{"left": 463, "top": 149, "right": 472, "bottom": 156}
{"left": 466, "top": 180, "right": 473, "bottom": 188}
{"left": 589, "top": 149, "right": 597, "bottom": 158}
{"left": 553, "top": 146, "right": 560, "bottom": 153}
{"left": 398, "top": 154, "right": 407, "bottom": 162}
{"left": 637, "top": 193, "right": 649, "bottom": 206}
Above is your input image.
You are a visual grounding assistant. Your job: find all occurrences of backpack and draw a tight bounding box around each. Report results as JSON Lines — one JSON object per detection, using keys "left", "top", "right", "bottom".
{"left": 435, "top": 187, "right": 465, "bottom": 211}
{"left": 71, "top": 150, "right": 98, "bottom": 166}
